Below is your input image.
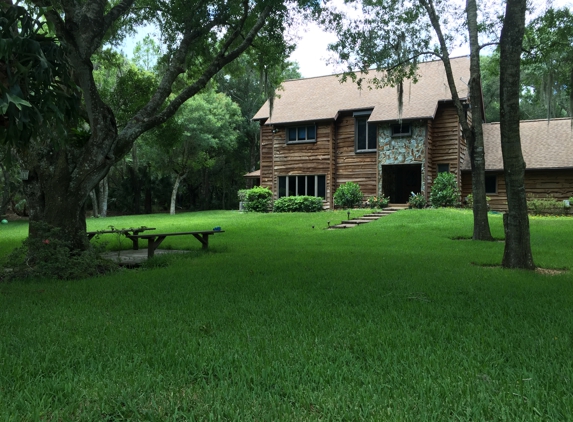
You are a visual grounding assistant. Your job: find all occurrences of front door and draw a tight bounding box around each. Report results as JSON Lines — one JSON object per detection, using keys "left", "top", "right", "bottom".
{"left": 382, "top": 164, "right": 422, "bottom": 203}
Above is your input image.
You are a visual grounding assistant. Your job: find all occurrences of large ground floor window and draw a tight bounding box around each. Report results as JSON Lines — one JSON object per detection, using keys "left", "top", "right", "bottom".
{"left": 278, "top": 175, "right": 326, "bottom": 199}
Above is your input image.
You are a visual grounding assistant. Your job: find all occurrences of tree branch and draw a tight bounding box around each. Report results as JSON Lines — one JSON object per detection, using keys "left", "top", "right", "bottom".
{"left": 103, "top": 0, "right": 136, "bottom": 35}
{"left": 116, "top": 3, "right": 274, "bottom": 156}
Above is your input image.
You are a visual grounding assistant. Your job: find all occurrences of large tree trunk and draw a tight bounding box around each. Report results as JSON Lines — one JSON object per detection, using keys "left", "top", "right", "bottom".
{"left": 21, "top": 143, "right": 107, "bottom": 254}
{"left": 499, "top": 0, "right": 535, "bottom": 269}
{"left": 422, "top": 0, "right": 493, "bottom": 241}
{"left": 466, "top": 0, "right": 493, "bottom": 241}
{"left": 0, "top": 162, "right": 13, "bottom": 216}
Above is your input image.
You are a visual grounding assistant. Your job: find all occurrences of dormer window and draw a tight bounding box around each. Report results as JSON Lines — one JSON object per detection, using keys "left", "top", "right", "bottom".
{"left": 354, "top": 111, "right": 377, "bottom": 152}
{"left": 287, "top": 125, "right": 316, "bottom": 144}
{"left": 392, "top": 123, "right": 411, "bottom": 137}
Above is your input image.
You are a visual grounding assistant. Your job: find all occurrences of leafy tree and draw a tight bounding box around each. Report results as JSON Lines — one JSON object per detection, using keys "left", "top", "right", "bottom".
{"left": 150, "top": 90, "right": 242, "bottom": 215}
{"left": 216, "top": 55, "right": 301, "bottom": 188}
{"left": 1, "top": 0, "right": 305, "bottom": 267}
{"left": 522, "top": 7, "right": 573, "bottom": 120}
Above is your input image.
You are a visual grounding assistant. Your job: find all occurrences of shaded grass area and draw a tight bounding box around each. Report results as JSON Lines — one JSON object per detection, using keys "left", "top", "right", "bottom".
{"left": 0, "top": 209, "right": 572, "bottom": 420}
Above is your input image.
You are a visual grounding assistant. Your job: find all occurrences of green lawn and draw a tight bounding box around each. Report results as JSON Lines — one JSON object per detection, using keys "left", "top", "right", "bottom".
{"left": 0, "top": 209, "right": 572, "bottom": 420}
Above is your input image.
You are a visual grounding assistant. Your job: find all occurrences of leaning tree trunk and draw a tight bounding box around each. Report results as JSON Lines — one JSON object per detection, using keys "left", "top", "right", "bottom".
{"left": 422, "top": 0, "right": 493, "bottom": 241}
{"left": 170, "top": 172, "right": 186, "bottom": 215}
{"left": 89, "top": 190, "right": 99, "bottom": 217}
{"left": 98, "top": 176, "right": 108, "bottom": 217}
{"left": 499, "top": 0, "right": 535, "bottom": 269}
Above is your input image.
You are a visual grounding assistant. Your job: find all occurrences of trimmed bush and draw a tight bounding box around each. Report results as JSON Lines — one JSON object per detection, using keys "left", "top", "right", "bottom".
{"left": 334, "top": 182, "right": 363, "bottom": 208}
{"left": 430, "top": 173, "right": 460, "bottom": 208}
{"left": 273, "top": 196, "right": 324, "bottom": 213}
{"left": 241, "top": 187, "right": 272, "bottom": 213}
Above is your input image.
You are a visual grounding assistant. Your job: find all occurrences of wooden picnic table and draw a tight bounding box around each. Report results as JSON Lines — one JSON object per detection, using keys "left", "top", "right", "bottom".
{"left": 128, "top": 230, "right": 225, "bottom": 258}
{"left": 87, "top": 227, "right": 156, "bottom": 250}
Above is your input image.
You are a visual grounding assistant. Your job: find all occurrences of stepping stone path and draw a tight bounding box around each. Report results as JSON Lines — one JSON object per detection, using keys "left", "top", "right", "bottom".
{"left": 328, "top": 206, "right": 406, "bottom": 229}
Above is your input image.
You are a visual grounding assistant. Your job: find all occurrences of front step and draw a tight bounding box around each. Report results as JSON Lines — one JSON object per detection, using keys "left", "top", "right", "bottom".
{"left": 329, "top": 223, "right": 358, "bottom": 229}
{"left": 341, "top": 219, "right": 374, "bottom": 225}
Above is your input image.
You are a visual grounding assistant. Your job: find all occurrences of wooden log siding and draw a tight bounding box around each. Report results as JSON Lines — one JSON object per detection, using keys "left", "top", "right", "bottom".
{"left": 462, "top": 169, "right": 573, "bottom": 211}
{"left": 335, "top": 115, "right": 377, "bottom": 196}
{"left": 269, "top": 123, "right": 333, "bottom": 202}
{"left": 259, "top": 125, "right": 274, "bottom": 191}
{"left": 430, "top": 103, "right": 462, "bottom": 185}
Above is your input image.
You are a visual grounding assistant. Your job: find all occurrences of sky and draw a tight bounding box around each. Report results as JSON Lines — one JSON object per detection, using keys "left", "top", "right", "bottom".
{"left": 121, "top": 0, "right": 572, "bottom": 79}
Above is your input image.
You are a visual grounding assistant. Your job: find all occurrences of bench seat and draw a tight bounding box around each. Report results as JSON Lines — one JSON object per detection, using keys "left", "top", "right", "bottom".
{"left": 127, "top": 230, "right": 224, "bottom": 258}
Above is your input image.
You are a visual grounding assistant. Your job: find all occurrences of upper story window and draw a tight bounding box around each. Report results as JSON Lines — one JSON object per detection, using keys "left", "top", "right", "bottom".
{"left": 354, "top": 111, "right": 377, "bottom": 152}
{"left": 287, "top": 125, "right": 316, "bottom": 144}
{"left": 392, "top": 123, "right": 411, "bottom": 137}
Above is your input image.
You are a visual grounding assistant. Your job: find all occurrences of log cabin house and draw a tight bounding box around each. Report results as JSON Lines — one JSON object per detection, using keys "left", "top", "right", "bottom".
{"left": 252, "top": 56, "right": 573, "bottom": 210}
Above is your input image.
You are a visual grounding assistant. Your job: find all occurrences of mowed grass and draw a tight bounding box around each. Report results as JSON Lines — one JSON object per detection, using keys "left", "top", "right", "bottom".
{"left": 0, "top": 209, "right": 572, "bottom": 420}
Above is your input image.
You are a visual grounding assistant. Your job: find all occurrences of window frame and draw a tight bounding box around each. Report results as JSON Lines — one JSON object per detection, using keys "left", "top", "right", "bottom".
{"left": 391, "top": 123, "right": 412, "bottom": 137}
{"left": 354, "top": 111, "right": 377, "bottom": 153}
{"left": 277, "top": 175, "right": 326, "bottom": 199}
{"left": 286, "top": 125, "right": 317, "bottom": 144}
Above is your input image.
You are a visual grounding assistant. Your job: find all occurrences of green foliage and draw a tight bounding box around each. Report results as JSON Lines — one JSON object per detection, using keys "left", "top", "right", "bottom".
{"left": 367, "top": 195, "right": 389, "bottom": 209}
{"left": 408, "top": 192, "right": 426, "bottom": 209}
{"left": 527, "top": 195, "right": 569, "bottom": 215}
{"left": 273, "top": 196, "right": 323, "bottom": 212}
{"left": 242, "top": 187, "right": 272, "bottom": 212}
{"left": 0, "top": 5, "right": 80, "bottom": 148}
{"left": 3, "top": 222, "right": 117, "bottom": 280}
{"left": 430, "top": 173, "right": 460, "bottom": 208}
{"left": 334, "top": 182, "right": 363, "bottom": 208}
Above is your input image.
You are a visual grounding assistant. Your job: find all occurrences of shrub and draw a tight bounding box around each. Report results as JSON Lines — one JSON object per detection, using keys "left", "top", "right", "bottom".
{"left": 408, "top": 192, "right": 426, "bottom": 209}
{"left": 273, "top": 196, "right": 324, "bottom": 212}
{"left": 367, "top": 195, "right": 390, "bottom": 209}
{"left": 241, "top": 187, "right": 272, "bottom": 213}
{"left": 430, "top": 173, "right": 460, "bottom": 208}
{"left": 334, "top": 182, "right": 363, "bottom": 208}
{"left": 527, "top": 195, "right": 568, "bottom": 215}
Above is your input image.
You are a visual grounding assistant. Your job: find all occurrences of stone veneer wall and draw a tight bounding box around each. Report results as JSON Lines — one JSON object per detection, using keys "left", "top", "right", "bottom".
{"left": 377, "top": 122, "right": 427, "bottom": 196}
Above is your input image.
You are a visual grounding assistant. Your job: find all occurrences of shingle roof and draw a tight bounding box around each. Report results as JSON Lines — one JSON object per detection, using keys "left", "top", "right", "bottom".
{"left": 253, "top": 56, "right": 470, "bottom": 125}
{"left": 461, "top": 118, "right": 573, "bottom": 171}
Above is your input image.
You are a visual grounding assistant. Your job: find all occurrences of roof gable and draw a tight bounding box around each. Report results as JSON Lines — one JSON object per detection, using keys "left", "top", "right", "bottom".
{"left": 253, "top": 56, "right": 471, "bottom": 125}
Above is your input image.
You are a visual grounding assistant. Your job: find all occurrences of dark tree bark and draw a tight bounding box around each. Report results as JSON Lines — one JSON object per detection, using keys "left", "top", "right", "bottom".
{"left": 499, "top": 0, "right": 535, "bottom": 269}
{"left": 421, "top": 0, "right": 493, "bottom": 241}
{"left": 465, "top": 0, "right": 493, "bottom": 241}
